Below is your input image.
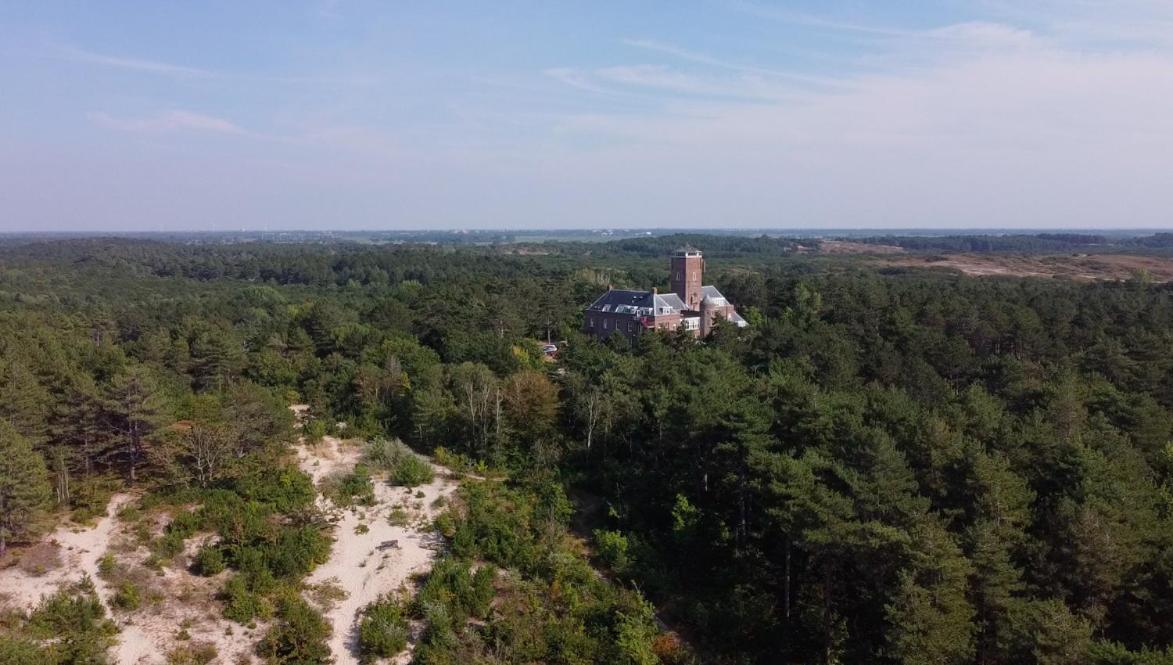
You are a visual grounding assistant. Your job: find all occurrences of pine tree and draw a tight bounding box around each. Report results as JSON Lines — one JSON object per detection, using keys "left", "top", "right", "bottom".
{"left": 885, "top": 519, "right": 976, "bottom": 665}
{"left": 0, "top": 422, "right": 52, "bottom": 556}
{"left": 104, "top": 365, "right": 166, "bottom": 482}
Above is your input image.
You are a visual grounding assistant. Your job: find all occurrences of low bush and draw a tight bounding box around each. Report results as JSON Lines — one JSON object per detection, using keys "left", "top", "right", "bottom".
{"left": 593, "top": 529, "right": 631, "bottom": 574}
{"left": 166, "top": 641, "right": 218, "bottom": 665}
{"left": 68, "top": 475, "right": 119, "bottom": 523}
{"left": 365, "top": 438, "right": 436, "bottom": 487}
{"left": 391, "top": 454, "right": 434, "bottom": 487}
{"left": 234, "top": 466, "right": 316, "bottom": 514}
{"left": 0, "top": 636, "right": 41, "bottom": 665}
{"left": 321, "top": 464, "right": 376, "bottom": 508}
{"left": 413, "top": 558, "right": 496, "bottom": 625}
{"left": 256, "top": 596, "right": 332, "bottom": 664}
{"left": 388, "top": 507, "right": 410, "bottom": 527}
{"left": 433, "top": 446, "right": 470, "bottom": 473}
{"left": 21, "top": 578, "right": 118, "bottom": 662}
{"left": 222, "top": 575, "right": 267, "bottom": 624}
{"left": 263, "top": 526, "right": 332, "bottom": 579}
{"left": 357, "top": 594, "right": 409, "bottom": 661}
{"left": 112, "top": 581, "right": 142, "bottom": 611}
{"left": 363, "top": 437, "right": 413, "bottom": 470}
{"left": 194, "top": 544, "right": 226, "bottom": 576}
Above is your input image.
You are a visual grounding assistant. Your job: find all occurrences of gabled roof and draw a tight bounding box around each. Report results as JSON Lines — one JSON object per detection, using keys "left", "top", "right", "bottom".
{"left": 586, "top": 289, "right": 686, "bottom": 317}
{"left": 701, "top": 285, "right": 729, "bottom": 305}
{"left": 656, "top": 292, "right": 687, "bottom": 311}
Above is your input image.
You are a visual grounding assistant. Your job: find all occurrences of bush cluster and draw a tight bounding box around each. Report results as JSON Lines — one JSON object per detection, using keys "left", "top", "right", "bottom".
{"left": 365, "top": 437, "right": 435, "bottom": 487}
{"left": 357, "top": 594, "right": 410, "bottom": 661}
{"left": 0, "top": 578, "right": 118, "bottom": 664}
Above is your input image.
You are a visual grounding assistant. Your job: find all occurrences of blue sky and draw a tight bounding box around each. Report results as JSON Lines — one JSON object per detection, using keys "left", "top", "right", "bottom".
{"left": 2, "top": 1, "right": 1172, "bottom": 231}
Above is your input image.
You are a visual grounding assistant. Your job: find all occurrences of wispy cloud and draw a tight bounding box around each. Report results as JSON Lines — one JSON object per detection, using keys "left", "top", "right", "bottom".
{"left": 91, "top": 110, "right": 243, "bottom": 134}
{"left": 727, "top": 1, "right": 915, "bottom": 38}
{"left": 60, "top": 45, "right": 212, "bottom": 78}
{"left": 623, "top": 38, "right": 838, "bottom": 86}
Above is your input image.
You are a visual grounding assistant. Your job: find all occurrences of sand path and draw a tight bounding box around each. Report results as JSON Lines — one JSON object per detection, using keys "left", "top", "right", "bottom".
{"left": 296, "top": 436, "right": 456, "bottom": 665}
{"left": 0, "top": 492, "right": 131, "bottom": 610}
{"left": 0, "top": 493, "right": 159, "bottom": 661}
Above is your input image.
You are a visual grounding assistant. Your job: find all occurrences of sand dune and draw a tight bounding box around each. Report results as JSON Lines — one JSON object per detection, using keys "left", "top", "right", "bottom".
{"left": 296, "top": 436, "right": 457, "bottom": 665}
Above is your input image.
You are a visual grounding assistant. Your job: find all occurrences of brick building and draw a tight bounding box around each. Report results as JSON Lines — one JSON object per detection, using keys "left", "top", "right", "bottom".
{"left": 583, "top": 248, "right": 747, "bottom": 342}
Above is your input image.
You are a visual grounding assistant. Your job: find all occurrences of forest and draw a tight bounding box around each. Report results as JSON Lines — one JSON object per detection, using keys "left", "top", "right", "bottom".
{"left": 0, "top": 235, "right": 1171, "bottom": 664}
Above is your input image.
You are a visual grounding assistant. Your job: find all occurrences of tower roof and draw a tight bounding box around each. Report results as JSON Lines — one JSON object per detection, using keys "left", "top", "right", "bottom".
{"left": 674, "top": 245, "right": 703, "bottom": 257}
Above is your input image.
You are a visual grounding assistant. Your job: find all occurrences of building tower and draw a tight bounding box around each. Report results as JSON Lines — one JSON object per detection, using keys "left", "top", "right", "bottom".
{"left": 670, "top": 248, "right": 704, "bottom": 310}
{"left": 700, "top": 294, "right": 717, "bottom": 337}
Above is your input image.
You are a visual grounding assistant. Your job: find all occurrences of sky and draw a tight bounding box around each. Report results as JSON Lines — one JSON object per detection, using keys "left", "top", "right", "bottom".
{"left": 2, "top": 1, "right": 1173, "bottom": 232}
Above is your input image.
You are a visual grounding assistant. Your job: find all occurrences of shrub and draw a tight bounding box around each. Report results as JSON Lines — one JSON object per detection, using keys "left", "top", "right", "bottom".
{"left": 222, "top": 575, "right": 266, "bottom": 624}
{"left": 166, "top": 641, "right": 218, "bottom": 665}
{"left": 0, "top": 636, "right": 41, "bottom": 665}
{"left": 391, "top": 455, "right": 434, "bottom": 487}
{"left": 433, "top": 446, "right": 469, "bottom": 473}
{"left": 194, "top": 545, "right": 226, "bottom": 576}
{"left": 25, "top": 578, "right": 118, "bottom": 662}
{"left": 113, "top": 581, "right": 142, "bottom": 611}
{"left": 68, "top": 475, "right": 118, "bottom": 523}
{"left": 357, "top": 595, "right": 409, "bottom": 661}
{"left": 363, "top": 437, "right": 413, "bottom": 470}
{"left": 97, "top": 553, "right": 116, "bottom": 578}
{"left": 264, "top": 526, "right": 332, "bottom": 579}
{"left": 365, "top": 437, "right": 434, "bottom": 487}
{"left": 388, "top": 507, "right": 410, "bottom": 527}
{"left": 304, "top": 419, "right": 327, "bottom": 444}
{"left": 593, "top": 529, "right": 631, "bottom": 574}
{"left": 321, "top": 464, "right": 375, "bottom": 508}
{"left": 414, "top": 558, "right": 496, "bottom": 625}
{"left": 234, "top": 467, "right": 316, "bottom": 514}
{"left": 257, "top": 596, "right": 332, "bottom": 664}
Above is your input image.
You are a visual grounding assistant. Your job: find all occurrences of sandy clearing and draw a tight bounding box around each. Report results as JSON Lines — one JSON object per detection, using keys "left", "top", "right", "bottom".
{"left": 296, "top": 436, "right": 457, "bottom": 665}
{"left": 108, "top": 543, "right": 266, "bottom": 665}
{"left": 0, "top": 493, "right": 165, "bottom": 662}
{"left": 878, "top": 253, "right": 1173, "bottom": 282}
{"left": 0, "top": 491, "right": 268, "bottom": 664}
{"left": 0, "top": 493, "right": 132, "bottom": 611}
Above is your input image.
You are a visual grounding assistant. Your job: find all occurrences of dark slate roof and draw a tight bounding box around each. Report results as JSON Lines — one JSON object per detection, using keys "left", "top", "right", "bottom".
{"left": 586, "top": 289, "right": 687, "bottom": 317}
{"left": 701, "top": 285, "right": 730, "bottom": 304}
{"left": 657, "top": 292, "right": 687, "bottom": 310}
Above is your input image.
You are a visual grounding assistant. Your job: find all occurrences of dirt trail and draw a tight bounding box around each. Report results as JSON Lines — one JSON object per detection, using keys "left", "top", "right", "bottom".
{"left": 296, "top": 436, "right": 457, "bottom": 665}
{"left": 0, "top": 493, "right": 161, "bottom": 661}
{"left": 0, "top": 493, "right": 131, "bottom": 610}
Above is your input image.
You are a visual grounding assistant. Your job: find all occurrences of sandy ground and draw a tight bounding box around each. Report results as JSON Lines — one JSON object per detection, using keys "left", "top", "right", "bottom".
{"left": 0, "top": 493, "right": 132, "bottom": 610}
{"left": 819, "top": 239, "right": 906, "bottom": 255}
{"left": 296, "top": 435, "right": 457, "bottom": 665}
{"left": 0, "top": 494, "right": 172, "bottom": 663}
{"left": 876, "top": 253, "right": 1173, "bottom": 282}
{"left": 1, "top": 412, "right": 456, "bottom": 664}
{"left": 0, "top": 491, "right": 265, "bottom": 664}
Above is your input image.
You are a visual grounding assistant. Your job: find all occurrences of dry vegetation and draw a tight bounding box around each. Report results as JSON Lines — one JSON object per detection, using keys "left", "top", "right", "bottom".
{"left": 879, "top": 252, "right": 1173, "bottom": 281}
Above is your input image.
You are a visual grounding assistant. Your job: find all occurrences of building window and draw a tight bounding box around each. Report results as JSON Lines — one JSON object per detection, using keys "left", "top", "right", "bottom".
{"left": 604, "top": 319, "right": 609, "bottom": 330}
{"left": 588, "top": 317, "right": 594, "bottom": 328}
